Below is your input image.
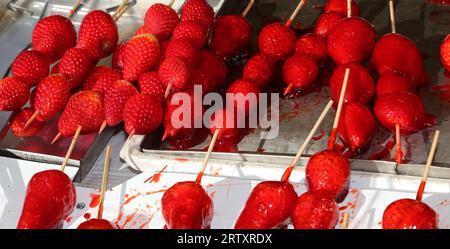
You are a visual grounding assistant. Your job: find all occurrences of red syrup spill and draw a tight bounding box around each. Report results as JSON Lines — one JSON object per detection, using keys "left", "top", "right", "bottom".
{"left": 369, "top": 138, "right": 396, "bottom": 160}
{"left": 168, "top": 128, "right": 209, "bottom": 150}
{"left": 428, "top": 0, "right": 450, "bottom": 5}
{"left": 83, "top": 213, "right": 91, "bottom": 220}
{"left": 89, "top": 193, "right": 101, "bottom": 208}
{"left": 144, "top": 165, "right": 168, "bottom": 184}
{"left": 257, "top": 147, "right": 265, "bottom": 153}
{"left": 174, "top": 158, "right": 189, "bottom": 162}
{"left": 312, "top": 130, "right": 325, "bottom": 141}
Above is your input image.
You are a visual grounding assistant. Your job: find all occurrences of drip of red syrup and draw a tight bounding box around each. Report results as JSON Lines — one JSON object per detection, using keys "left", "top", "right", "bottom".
{"left": 368, "top": 138, "right": 396, "bottom": 160}
{"left": 416, "top": 180, "right": 426, "bottom": 202}
{"left": 327, "top": 128, "right": 338, "bottom": 150}
{"left": 89, "top": 193, "right": 101, "bottom": 208}
{"left": 168, "top": 128, "right": 209, "bottom": 150}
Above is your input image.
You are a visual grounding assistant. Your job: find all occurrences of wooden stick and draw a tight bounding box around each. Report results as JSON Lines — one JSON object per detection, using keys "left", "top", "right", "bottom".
{"left": 195, "top": 129, "right": 220, "bottom": 184}
{"left": 168, "top": 0, "right": 175, "bottom": 7}
{"left": 112, "top": 0, "right": 129, "bottom": 21}
{"left": 51, "top": 133, "right": 62, "bottom": 144}
{"left": 98, "top": 120, "right": 107, "bottom": 134}
{"left": 327, "top": 68, "right": 350, "bottom": 150}
{"left": 416, "top": 130, "right": 440, "bottom": 201}
{"left": 164, "top": 83, "right": 172, "bottom": 99}
{"left": 347, "top": 0, "right": 352, "bottom": 18}
{"left": 283, "top": 84, "right": 294, "bottom": 96}
{"left": 97, "top": 144, "right": 112, "bottom": 219}
{"left": 342, "top": 212, "right": 350, "bottom": 229}
{"left": 68, "top": 0, "right": 84, "bottom": 18}
{"left": 281, "top": 100, "right": 334, "bottom": 182}
{"left": 23, "top": 110, "right": 40, "bottom": 129}
{"left": 285, "top": 0, "right": 306, "bottom": 27}
{"left": 60, "top": 125, "right": 82, "bottom": 172}
{"left": 241, "top": 0, "right": 255, "bottom": 17}
{"left": 389, "top": 0, "right": 396, "bottom": 34}
{"left": 395, "top": 124, "right": 403, "bottom": 165}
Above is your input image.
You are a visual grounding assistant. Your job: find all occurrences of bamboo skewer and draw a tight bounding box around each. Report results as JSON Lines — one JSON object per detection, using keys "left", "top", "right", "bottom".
{"left": 286, "top": 0, "right": 306, "bottom": 27}
{"left": 281, "top": 100, "right": 334, "bottom": 182}
{"left": 327, "top": 68, "right": 350, "bottom": 150}
{"left": 195, "top": 129, "right": 220, "bottom": 184}
{"left": 241, "top": 0, "right": 255, "bottom": 17}
{"left": 60, "top": 125, "right": 82, "bottom": 172}
{"left": 416, "top": 130, "right": 440, "bottom": 202}
{"left": 389, "top": 0, "right": 396, "bottom": 34}
{"left": 342, "top": 212, "right": 350, "bottom": 229}
{"left": 97, "top": 145, "right": 112, "bottom": 219}
{"left": 347, "top": 0, "right": 352, "bottom": 18}
{"left": 68, "top": 0, "right": 85, "bottom": 18}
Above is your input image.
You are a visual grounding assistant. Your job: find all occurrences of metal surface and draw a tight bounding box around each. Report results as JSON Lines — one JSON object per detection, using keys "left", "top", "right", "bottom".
{"left": 124, "top": 0, "right": 450, "bottom": 179}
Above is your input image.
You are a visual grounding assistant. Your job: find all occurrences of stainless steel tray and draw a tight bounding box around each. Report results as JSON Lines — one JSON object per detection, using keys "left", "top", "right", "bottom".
{"left": 122, "top": 0, "right": 450, "bottom": 179}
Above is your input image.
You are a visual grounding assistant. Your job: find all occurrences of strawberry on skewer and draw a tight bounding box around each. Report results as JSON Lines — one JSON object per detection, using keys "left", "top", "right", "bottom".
{"left": 235, "top": 100, "right": 334, "bottom": 229}
{"left": 441, "top": 35, "right": 450, "bottom": 72}
{"left": 11, "top": 108, "right": 45, "bottom": 138}
{"left": 143, "top": 0, "right": 179, "bottom": 42}
{"left": 305, "top": 68, "right": 351, "bottom": 204}
{"left": 209, "top": 0, "right": 254, "bottom": 60}
{"left": 161, "top": 128, "right": 217, "bottom": 229}
{"left": 78, "top": 145, "right": 119, "bottom": 229}
{"left": 0, "top": 77, "right": 29, "bottom": 112}
{"left": 181, "top": 0, "right": 215, "bottom": 30}
{"left": 11, "top": 50, "right": 50, "bottom": 88}
{"left": 382, "top": 131, "right": 440, "bottom": 229}
{"left": 104, "top": 80, "right": 139, "bottom": 128}
{"left": 23, "top": 75, "right": 71, "bottom": 130}
{"left": 258, "top": 0, "right": 306, "bottom": 62}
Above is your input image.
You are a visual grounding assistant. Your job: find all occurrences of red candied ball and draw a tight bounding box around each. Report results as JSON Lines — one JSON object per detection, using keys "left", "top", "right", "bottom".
{"left": 161, "top": 181, "right": 213, "bottom": 229}
{"left": 441, "top": 35, "right": 450, "bottom": 72}
{"left": 158, "top": 57, "right": 193, "bottom": 92}
{"left": 243, "top": 53, "right": 274, "bottom": 89}
{"left": 382, "top": 199, "right": 438, "bottom": 229}
{"left": 234, "top": 181, "right": 298, "bottom": 229}
{"left": 258, "top": 22, "right": 297, "bottom": 61}
{"left": 208, "top": 108, "right": 241, "bottom": 142}
{"left": 324, "top": 0, "right": 360, "bottom": 16}
{"left": 137, "top": 72, "right": 165, "bottom": 103}
{"left": 192, "top": 50, "right": 228, "bottom": 93}
{"left": 32, "top": 15, "right": 77, "bottom": 63}
{"left": 226, "top": 79, "right": 260, "bottom": 114}
{"left": 371, "top": 33, "right": 428, "bottom": 87}
{"left": 374, "top": 91, "right": 436, "bottom": 134}
{"left": 338, "top": 102, "right": 376, "bottom": 152}
{"left": 77, "top": 219, "right": 118, "bottom": 229}
{"left": 181, "top": 0, "right": 215, "bottom": 29}
{"left": 165, "top": 38, "right": 201, "bottom": 66}
{"left": 17, "top": 170, "right": 76, "bottom": 229}
{"left": 11, "top": 50, "right": 50, "bottom": 88}
{"left": 314, "top": 12, "right": 345, "bottom": 37}
{"left": 144, "top": 3, "right": 179, "bottom": 41}
{"left": 210, "top": 15, "right": 252, "bottom": 59}
{"left": 59, "top": 47, "right": 94, "bottom": 89}
{"left": 283, "top": 54, "right": 319, "bottom": 93}
{"left": 164, "top": 91, "right": 203, "bottom": 139}
{"left": 327, "top": 17, "right": 376, "bottom": 65}
{"left": 329, "top": 63, "right": 375, "bottom": 106}
{"left": 172, "top": 21, "right": 208, "bottom": 48}
{"left": 306, "top": 150, "right": 350, "bottom": 203}
{"left": 11, "top": 108, "right": 45, "bottom": 138}
{"left": 376, "top": 72, "right": 415, "bottom": 97}
{"left": 295, "top": 33, "right": 328, "bottom": 63}
{"left": 292, "top": 191, "right": 339, "bottom": 229}
{"left": 123, "top": 94, "right": 163, "bottom": 135}
{"left": 82, "top": 66, "right": 122, "bottom": 95}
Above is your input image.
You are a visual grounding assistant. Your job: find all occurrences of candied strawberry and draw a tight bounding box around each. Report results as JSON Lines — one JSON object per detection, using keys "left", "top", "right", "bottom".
{"left": 441, "top": 35, "right": 450, "bottom": 72}
{"left": 242, "top": 54, "right": 274, "bottom": 89}
{"left": 104, "top": 80, "right": 138, "bottom": 126}
{"left": 181, "top": 0, "right": 215, "bottom": 29}
{"left": 295, "top": 33, "right": 328, "bottom": 63}
{"left": 165, "top": 38, "right": 201, "bottom": 66}
{"left": 122, "top": 34, "right": 160, "bottom": 82}
{"left": 338, "top": 102, "right": 375, "bottom": 152}
{"left": 327, "top": 17, "right": 376, "bottom": 65}
{"left": 314, "top": 12, "right": 345, "bottom": 37}
{"left": 306, "top": 150, "right": 350, "bottom": 203}
{"left": 329, "top": 63, "right": 375, "bottom": 106}
{"left": 382, "top": 199, "right": 438, "bottom": 229}
{"left": 210, "top": 15, "right": 252, "bottom": 59}
{"left": 34, "top": 75, "right": 70, "bottom": 122}
{"left": 82, "top": 66, "right": 122, "bottom": 95}
{"left": 11, "top": 50, "right": 50, "bottom": 88}
{"left": 0, "top": 77, "right": 29, "bottom": 111}
{"left": 292, "top": 191, "right": 339, "bottom": 229}
{"left": 144, "top": 3, "right": 179, "bottom": 41}
{"left": 137, "top": 72, "right": 165, "bottom": 103}
{"left": 283, "top": 54, "right": 319, "bottom": 93}
{"left": 123, "top": 94, "right": 163, "bottom": 135}
{"left": 172, "top": 21, "right": 208, "bottom": 48}
{"left": 11, "top": 108, "right": 44, "bottom": 137}
{"left": 159, "top": 57, "right": 193, "bottom": 92}
{"left": 258, "top": 23, "right": 296, "bottom": 61}
{"left": 324, "top": 0, "right": 360, "bottom": 16}
{"left": 376, "top": 72, "right": 415, "bottom": 97}
{"left": 374, "top": 92, "right": 436, "bottom": 134}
